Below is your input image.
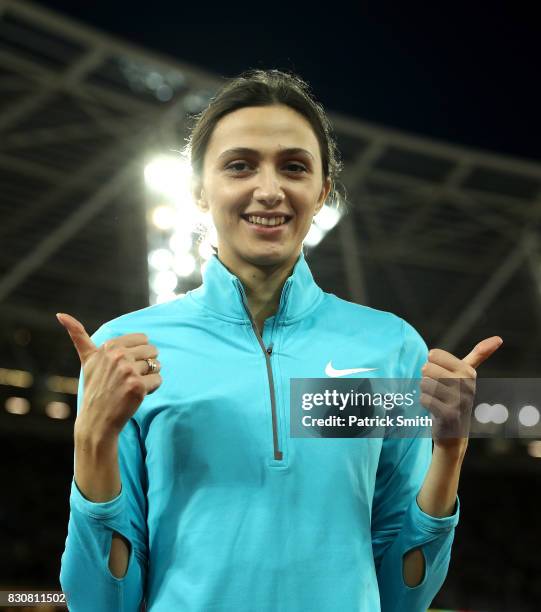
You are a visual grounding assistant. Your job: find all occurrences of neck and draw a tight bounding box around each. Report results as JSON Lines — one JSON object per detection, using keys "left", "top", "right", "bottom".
{"left": 217, "top": 248, "right": 299, "bottom": 334}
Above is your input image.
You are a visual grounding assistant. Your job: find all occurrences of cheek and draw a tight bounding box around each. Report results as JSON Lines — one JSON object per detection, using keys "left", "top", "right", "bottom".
{"left": 292, "top": 187, "right": 320, "bottom": 219}
{"left": 210, "top": 181, "right": 249, "bottom": 212}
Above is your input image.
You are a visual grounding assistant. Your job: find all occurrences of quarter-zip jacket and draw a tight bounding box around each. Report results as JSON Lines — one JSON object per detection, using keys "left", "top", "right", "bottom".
{"left": 60, "top": 250, "right": 460, "bottom": 611}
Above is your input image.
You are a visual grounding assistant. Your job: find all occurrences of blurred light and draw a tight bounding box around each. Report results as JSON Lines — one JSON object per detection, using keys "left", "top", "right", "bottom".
{"left": 200, "top": 260, "right": 209, "bottom": 277}
{"left": 184, "top": 92, "right": 211, "bottom": 113}
{"left": 45, "top": 401, "right": 70, "bottom": 419}
{"left": 151, "top": 205, "right": 176, "bottom": 230}
{"left": 156, "top": 85, "right": 173, "bottom": 102}
{"left": 148, "top": 248, "right": 174, "bottom": 272}
{"left": 145, "top": 72, "right": 163, "bottom": 89}
{"left": 198, "top": 239, "right": 215, "bottom": 260}
{"left": 491, "top": 404, "right": 508, "bottom": 424}
{"left": 5, "top": 396, "right": 30, "bottom": 415}
{"left": 206, "top": 224, "right": 218, "bottom": 248}
{"left": 155, "top": 292, "right": 178, "bottom": 304}
{"left": 0, "top": 368, "right": 33, "bottom": 388}
{"left": 474, "top": 403, "right": 492, "bottom": 424}
{"left": 519, "top": 405, "right": 540, "bottom": 427}
{"left": 314, "top": 203, "right": 341, "bottom": 231}
{"left": 169, "top": 231, "right": 193, "bottom": 255}
{"left": 173, "top": 253, "right": 196, "bottom": 277}
{"left": 150, "top": 270, "right": 178, "bottom": 294}
{"left": 527, "top": 440, "right": 541, "bottom": 458}
{"left": 46, "top": 375, "right": 78, "bottom": 395}
{"left": 144, "top": 156, "right": 192, "bottom": 200}
{"left": 304, "top": 223, "right": 324, "bottom": 247}
{"left": 173, "top": 203, "right": 209, "bottom": 233}
{"left": 474, "top": 402, "right": 508, "bottom": 424}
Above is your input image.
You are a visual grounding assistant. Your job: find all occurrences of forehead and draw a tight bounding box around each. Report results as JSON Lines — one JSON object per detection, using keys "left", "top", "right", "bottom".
{"left": 205, "top": 105, "right": 321, "bottom": 159}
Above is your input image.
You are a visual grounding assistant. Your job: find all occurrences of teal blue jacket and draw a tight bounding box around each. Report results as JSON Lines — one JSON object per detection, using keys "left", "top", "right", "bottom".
{"left": 60, "top": 251, "right": 459, "bottom": 611}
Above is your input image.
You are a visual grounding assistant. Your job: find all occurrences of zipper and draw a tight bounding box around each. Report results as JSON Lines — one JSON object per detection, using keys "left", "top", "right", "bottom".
{"left": 235, "top": 278, "right": 289, "bottom": 461}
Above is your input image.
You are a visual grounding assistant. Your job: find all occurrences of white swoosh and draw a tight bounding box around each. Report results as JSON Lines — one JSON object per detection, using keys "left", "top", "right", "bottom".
{"left": 325, "top": 361, "right": 378, "bottom": 377}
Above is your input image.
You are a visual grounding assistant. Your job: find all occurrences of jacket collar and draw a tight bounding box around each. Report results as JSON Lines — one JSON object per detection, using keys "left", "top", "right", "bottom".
{"left": 188, "top": 250, "right": 323, "bottom": 324}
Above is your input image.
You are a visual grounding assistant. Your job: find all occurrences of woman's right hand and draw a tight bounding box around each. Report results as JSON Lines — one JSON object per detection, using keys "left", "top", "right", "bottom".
{"left": 56, "top": 312, "right": 162, "bottom": 438}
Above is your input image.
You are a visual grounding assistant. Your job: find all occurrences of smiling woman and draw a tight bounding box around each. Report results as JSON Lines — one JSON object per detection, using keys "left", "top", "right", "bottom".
{"left": 186, "top": 70, "right": 343, "bottom": 333}
{"left": 59, "top": 69, "right": 463, "bottom": 612}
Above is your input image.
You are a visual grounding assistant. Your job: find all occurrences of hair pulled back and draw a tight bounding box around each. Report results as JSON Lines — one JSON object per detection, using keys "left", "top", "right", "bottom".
{"left": 186, "top": 69, "right": 344, "bottom": 209}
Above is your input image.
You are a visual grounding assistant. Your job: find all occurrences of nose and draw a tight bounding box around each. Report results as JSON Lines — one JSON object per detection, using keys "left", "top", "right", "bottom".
{"left": 253, "top": 167, "right": 285, "bottom": 206}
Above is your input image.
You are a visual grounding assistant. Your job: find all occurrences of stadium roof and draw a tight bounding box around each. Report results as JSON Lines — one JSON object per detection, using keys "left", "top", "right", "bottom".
{"left": 1, "top": 0, "right": 540, "bottom": 440}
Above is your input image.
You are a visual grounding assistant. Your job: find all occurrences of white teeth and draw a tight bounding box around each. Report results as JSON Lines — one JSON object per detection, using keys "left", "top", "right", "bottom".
{"left": 247, "top": 215, "right": 286, "bottom": 226}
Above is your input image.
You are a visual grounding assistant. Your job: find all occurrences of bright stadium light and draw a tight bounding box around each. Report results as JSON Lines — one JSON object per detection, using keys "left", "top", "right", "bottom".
{"left": 144, "top": 155, "right": 192, "bottom": 201}
{"left": 314, "top": 203, "right": 341, "bottom": 231}
{"left": 0, "top": 368, "right": 33, "bottom": 388}
{"left": 519, "top": 405, "right": 540, "bottom": 427}
{"left": 527, "top": 440, "right": 541, "bottom": 458}
{"left": 304, "top": 223, "right": 324, "bottom": 247}
{"left": 173, "top": 253, "right": 196, "bottom": 277}
{"left": 151, "top": 205, "right": 176, "bottom": 230}
{"left": 474, "top": 403, "right": 492, "bottom": 424}
{"left": 148, "top": 248, "right": 174, "bottom": 272}
{"left": 198, "top": 239, "right": 215, "bottom": 260}
{"left": 155, "top": 291, "right": 178, "bottom": 304}
{"left": 150, "top": 270, "right": 178, "bottom": 295}
{"left": 491, "top": 404, "right": 508, "bottom": 424}
{"left": 474, "top": 403, "right": 508, "bottom": 424}
{"left": 45, "top": 401, "right": 71, "bottom": 419}
{"left": 169, "top": 231, "right": 193, "bottom": 255}
{"left": 5, "top": 397, "right": 30, "bottom": 415}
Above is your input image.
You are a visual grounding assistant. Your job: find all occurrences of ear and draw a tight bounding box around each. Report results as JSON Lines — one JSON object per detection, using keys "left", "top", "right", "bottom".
{"left": 192, "top": 176, "right": 209, "bottom": 213}
{"left": 314, "top": 177, "right": 332, "bottom": 217}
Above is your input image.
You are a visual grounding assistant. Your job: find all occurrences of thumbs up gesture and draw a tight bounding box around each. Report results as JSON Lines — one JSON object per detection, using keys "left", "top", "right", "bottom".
{"left": 420, "top": 336, "right": 503, "bottom": 453}
{"left": 56, "top": 313, "right": 162, "bottom": 438}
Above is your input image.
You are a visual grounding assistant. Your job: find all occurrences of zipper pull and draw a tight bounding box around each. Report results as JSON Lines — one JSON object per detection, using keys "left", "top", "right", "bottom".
{"left": 266, "top": 343, "right": 273, "bottom": 356}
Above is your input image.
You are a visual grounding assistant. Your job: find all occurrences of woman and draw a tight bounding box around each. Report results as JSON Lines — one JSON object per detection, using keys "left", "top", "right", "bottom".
{"left": 58, "top": 69, "right": 502, "bottom": 611}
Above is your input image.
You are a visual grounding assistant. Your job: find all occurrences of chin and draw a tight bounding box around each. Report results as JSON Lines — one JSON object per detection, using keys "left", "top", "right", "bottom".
{"left": 242, "top": 246, "right": 297, "bottom": 268}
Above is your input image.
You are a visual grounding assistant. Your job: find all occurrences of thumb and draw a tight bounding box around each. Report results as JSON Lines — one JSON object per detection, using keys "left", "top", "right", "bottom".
{"left": 56, "top": 313, "right": 97, "bottom": 364}
{"left": 462, "top": 335, "right": 503, "bottom": 370}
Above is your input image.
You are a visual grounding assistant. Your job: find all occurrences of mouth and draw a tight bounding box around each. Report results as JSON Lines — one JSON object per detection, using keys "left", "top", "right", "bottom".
{"left": 240, "top": 214, "right": 293, "bottom": 229}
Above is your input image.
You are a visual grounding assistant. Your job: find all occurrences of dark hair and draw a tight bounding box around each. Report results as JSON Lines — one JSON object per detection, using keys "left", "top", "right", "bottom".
{"left": 185, "top": 68, "right": 344, "bottom": 210}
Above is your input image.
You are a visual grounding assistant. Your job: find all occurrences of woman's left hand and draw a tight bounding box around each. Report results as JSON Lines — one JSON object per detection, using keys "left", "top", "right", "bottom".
{"left": 420, "top": 336, "right": 503, "bottom": 454}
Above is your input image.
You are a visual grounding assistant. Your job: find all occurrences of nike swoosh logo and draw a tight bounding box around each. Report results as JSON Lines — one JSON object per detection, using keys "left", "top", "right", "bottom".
{"left": 325, "top": 361, "right": 379, "bottom": 377}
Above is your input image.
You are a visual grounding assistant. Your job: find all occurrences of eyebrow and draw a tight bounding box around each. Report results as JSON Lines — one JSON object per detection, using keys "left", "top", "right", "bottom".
{"left": 217, "top": 147, "right": 315, "bottom": 162}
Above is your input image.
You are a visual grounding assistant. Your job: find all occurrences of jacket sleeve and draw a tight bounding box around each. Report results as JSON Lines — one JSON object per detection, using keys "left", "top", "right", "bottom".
{"left": 371, "top": 319, "right": 460, "bottom": 612}
{"left": 59, "top": 324, "right": 149, "bottom": 612}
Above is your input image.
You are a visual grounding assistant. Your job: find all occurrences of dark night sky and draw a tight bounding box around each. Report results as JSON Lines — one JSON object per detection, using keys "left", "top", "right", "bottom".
{"left": 39, "top": 1, "right": 540, "bottom": 163}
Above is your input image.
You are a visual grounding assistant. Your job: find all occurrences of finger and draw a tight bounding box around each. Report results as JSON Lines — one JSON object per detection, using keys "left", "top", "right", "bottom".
{"left": 56, "top": 313, "right": 97, "bottom": 364}
{"left": 134, "top": 358, "right": 161, "bottom": 376}
{"left": 127, "top": 344, "right": 159, "bottom": 361}
{"left": 420, "top": 377, "right": 465, "bottom": 405}
{"left": 142, "top": 372, "right": 162, "bottom": 395}
{"left": 426, "top": 348, "right": 465, "bottom": 372}
{"left": 422, "top": 362, "right": 464, "bottom": 383}
{"left": 421, "top": 359, "right": 476, "bottom": 385}
{"left": 108, "top": 333, "right": 151, "bottom": 349}
{"left": 428, "top": 336, "right": 503, "bottom": 372}
{"left": 462, "top": 336, "right": 503, "bottom": 369}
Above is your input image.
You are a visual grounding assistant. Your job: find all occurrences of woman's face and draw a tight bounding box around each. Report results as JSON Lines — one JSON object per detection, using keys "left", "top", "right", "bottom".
{"left": 196, "top": 104, "right": 331, "bottom": 271}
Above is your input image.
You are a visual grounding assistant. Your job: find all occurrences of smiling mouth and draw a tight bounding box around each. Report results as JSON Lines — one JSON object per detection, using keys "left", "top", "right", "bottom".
{"left": 240, "top": 214, "right": 292, "bottom": 227}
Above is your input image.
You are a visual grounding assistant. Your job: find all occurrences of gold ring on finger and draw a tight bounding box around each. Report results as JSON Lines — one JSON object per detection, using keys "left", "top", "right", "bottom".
{"left": 144, "top": 358, "right": 159, "bottom": 374}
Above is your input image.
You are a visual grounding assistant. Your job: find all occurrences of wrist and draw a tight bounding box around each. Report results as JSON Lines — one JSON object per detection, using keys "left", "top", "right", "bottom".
{"left": 433, "top": 437, "right": 469, "bottom": 462}
{"left": 74, "top": 419, "right": 119, "bottom": 451}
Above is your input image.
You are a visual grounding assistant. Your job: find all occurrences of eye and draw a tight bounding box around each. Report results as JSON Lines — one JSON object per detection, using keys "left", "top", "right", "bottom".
{"left": 284, "top": 163, "right": 308, "bottom": 173}
{"left": 225, "top": 161, "right": 251, "bottom": 172}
